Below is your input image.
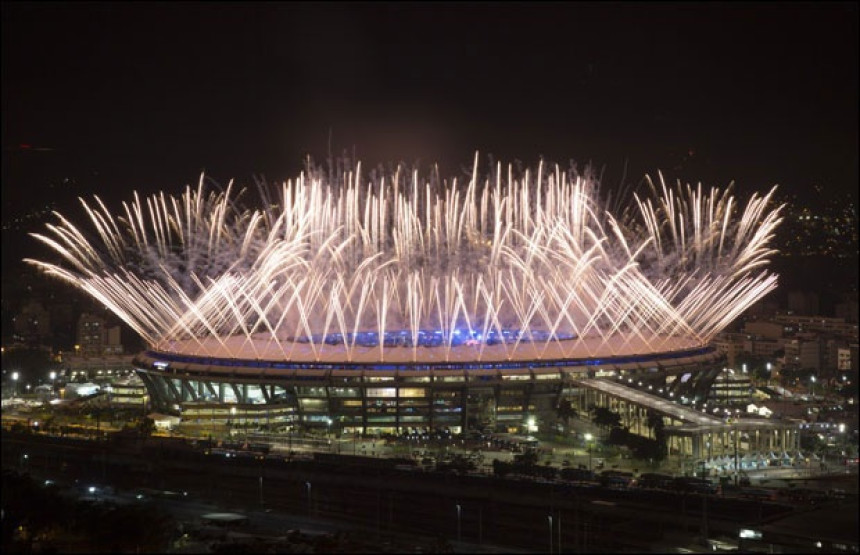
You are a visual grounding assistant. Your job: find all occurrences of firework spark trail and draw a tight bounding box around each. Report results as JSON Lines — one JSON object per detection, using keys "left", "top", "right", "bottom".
{"left": 26, "top": 155, "right": 784, "bottom": 363}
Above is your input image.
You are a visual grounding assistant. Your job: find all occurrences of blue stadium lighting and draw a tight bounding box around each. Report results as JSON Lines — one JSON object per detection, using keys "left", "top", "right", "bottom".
{"left": 291, "top": 329, "right": 578, "bottom": 349}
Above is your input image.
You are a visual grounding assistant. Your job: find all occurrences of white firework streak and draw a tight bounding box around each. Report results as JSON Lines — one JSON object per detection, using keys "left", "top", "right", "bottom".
{"left": 26, "top": 156, "right": 784, "bottom": 363}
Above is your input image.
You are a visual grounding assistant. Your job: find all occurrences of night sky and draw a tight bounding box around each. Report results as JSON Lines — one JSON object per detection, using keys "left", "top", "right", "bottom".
{"left": 2, "top": 2, "right": 858, "bottom": 271}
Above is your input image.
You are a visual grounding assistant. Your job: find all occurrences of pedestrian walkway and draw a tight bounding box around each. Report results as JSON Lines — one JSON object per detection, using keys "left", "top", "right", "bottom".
{"left": 576, "top": 378, "right": 724, "bottom": 426}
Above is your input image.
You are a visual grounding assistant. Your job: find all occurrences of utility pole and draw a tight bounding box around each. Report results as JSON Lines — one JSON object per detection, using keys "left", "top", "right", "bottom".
{"left": 376, "top": 469, "right": 382, "bottom": 539}
{"left": 558, "top": 511, "right": 561, "bottom": 554}
{"left": 259, "top": 475, "right": 264, "bottom": 507}
{"left": 456, "top": 504, "right": 462, "bottom": 542}
{"left": 258, "top": 456, "right": 265, "bottom": 507}
{"left": 734, "top": 421, "right": 739, "bottom": 487}
{"left": 478, "top": 505, "right": 483, "bottom": 546}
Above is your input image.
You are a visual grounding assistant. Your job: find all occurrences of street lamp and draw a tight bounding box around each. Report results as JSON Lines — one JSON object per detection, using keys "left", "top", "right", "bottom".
{"left": 455, "top": 503, "right": 462, "bottom": 541}
{"left": 728, "top": 417, "right": 740, "bottom": 487}
{"left": 547, "top": 515, "right": 553, "bottom": 553}
{"left": 12, "top": 372, "right": 19, "bottom": 398}
{"left": 259, "top": 475, "right": 264, "bottom": 507}
{"left": 810, "top": 375, "right": 816, "bottom": 400}
{"left": 584, "top": 433, "right": 593, "bottom": 471}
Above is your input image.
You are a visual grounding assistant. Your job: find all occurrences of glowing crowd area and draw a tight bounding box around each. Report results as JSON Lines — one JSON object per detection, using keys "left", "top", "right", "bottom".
{"left": 28, "top": 154, "right": 783, "bottom": 434}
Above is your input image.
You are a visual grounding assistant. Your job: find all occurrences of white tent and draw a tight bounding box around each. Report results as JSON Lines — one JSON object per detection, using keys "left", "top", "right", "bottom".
{"left": 148, "top": 412, "right": 181, "bottom": 430}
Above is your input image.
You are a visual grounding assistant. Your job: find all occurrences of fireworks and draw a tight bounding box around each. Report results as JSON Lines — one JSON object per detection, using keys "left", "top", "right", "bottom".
{"left": 27, "top": 154, "right": 783, "bottom": 363}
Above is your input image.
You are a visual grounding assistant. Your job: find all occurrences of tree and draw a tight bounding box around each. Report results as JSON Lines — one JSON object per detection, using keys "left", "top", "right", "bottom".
{"left": 556, "top": 398, "right": 578, "bottom": 433}
{"left": 492, "top": 458, "right": 511, "bottom": 477}
{"left": 608, "top": 426, "right": 630, "bottom": 446}
{"left": 838, "top": 380, "right": 858, "bottom": 401}
{"left": 645, "top": 411, "right": 667, "bottom": 461}
{"left": 1, "top": 471, "right": 174, "bottom": 553}
{"left": 592, "top": 407, "right": 621, "bottom": 429}
{"left": 631, "top": 437, "right": 664, "bottom": 462}
{"left": 138, "top": 416, "right": 155, "bottom": 438}
{"left": 780, "top": 366, "right": 815, "bottom": 386}
{"left": 514, "top": 448, "right": 539, "bottom": 468}
{"left": 734, "top": 353, "right": 768, "bottom": 374}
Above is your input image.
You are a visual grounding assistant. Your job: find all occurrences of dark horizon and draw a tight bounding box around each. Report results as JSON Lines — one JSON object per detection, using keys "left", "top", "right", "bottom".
{"left": 2, "top": 2, "right": 858, "bottom": 281}
{"left": 3, "top": 4, "right": 857, "bottom": 188}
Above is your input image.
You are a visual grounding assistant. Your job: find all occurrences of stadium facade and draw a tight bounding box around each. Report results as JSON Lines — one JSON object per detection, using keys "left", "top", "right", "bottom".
{"left": 133, "top": 344, "right": 724, "bottom": 435}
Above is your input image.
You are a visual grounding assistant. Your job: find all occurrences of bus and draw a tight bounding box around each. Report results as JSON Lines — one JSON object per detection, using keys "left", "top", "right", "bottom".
{"left": 488, "top": 434, "right": 539, "bottom": 452}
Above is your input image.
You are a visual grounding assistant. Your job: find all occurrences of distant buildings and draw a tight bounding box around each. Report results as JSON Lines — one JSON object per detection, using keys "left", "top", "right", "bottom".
{"left": 787, "top": 291, "right": 819, "bottom": 316}
{"left": 835, "top": 292, "right": 860, "bottom": 323}
{"left": 772, "top": 313, "right": 859, "bottom": 336}
{"left": 107, "top": 375, "right": 148, "bottom": 407}
{"left": 76, "top": 313, "right": 124, "bottom": 356}
{"left": 783, "top": 335, "right": 823, "bottom": 372}
{"left": 712, "top": 309, "right": 859, "bottom": 379}
{"left": 709, "top": 369, "right": 753, "bottom": 406}
{"left": 12, "top": 300, "right": 50, "bottom": 346}
{"left": 776, "top": 193, "right": 858, "bottom": 258}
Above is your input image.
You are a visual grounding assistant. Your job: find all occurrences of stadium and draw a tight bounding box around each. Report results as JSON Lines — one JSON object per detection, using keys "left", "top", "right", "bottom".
{"left": 29, "top": 155, "right": 782, "bottom": 436}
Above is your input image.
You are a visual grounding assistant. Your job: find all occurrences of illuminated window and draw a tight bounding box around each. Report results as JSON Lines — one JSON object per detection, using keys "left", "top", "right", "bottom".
{"left": 328, "top": 387, "right": 360, "bottom": 397}
{"left": 399, "top": 388, "right": 426, "bottom": 398}
{"left": 366, "top": 387, "right": 396, "bottom": 398}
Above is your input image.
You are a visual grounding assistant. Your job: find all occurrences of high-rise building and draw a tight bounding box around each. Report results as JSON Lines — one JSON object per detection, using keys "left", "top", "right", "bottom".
{"left": 75, "top": 313, "right": 124, "bottom": 356}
